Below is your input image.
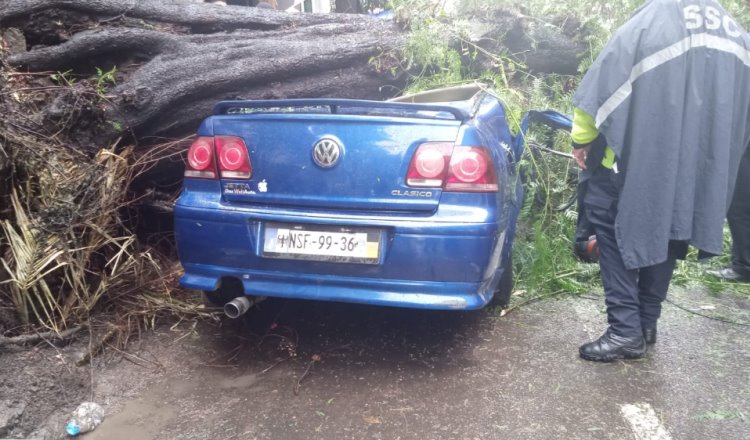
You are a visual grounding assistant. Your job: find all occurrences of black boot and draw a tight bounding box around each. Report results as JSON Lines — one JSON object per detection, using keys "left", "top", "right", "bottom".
{"left": 642, "top": 325, "right": 657, "bottom": 344}
{"left": 579, "top": 329, "right": 646, "bottom": 362}
{"left": 706, "top": 267, "right": 750, "bottom": 282}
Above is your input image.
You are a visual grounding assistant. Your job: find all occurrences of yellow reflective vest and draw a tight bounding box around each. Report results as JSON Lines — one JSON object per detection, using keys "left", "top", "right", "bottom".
{"left": 571, "top": 108, "right": 616, "bottom": 169}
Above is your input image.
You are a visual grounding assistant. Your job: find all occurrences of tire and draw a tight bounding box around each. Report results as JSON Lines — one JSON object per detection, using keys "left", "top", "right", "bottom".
{"left": 491, "top": 253, "right": 513, "bottom": 307}
{"left": 203, "top": 277, "right": 244, "bottom": 307}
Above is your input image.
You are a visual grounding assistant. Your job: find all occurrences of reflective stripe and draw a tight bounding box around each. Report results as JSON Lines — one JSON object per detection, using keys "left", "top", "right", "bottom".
{"left": 595, "top": 33, "right": 750, "bottom": 127}
{"left": 601, "top": 147, "right": 616, "bottom": 169}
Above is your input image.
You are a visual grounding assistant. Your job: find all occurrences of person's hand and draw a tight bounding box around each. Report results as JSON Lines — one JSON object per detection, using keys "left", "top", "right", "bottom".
{"left": 573, "top": 145, "right": 591, "bottom": 170}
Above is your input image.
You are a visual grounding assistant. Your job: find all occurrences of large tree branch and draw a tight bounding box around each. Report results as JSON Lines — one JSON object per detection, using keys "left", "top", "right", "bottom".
{"left": 8, "top": 28, "right": 184, "bottom": 71}
{"left": 2, "top": 0, "right": 584, "bottom": 147}
{"left": 135, "top": 64, "right": 401, "bottom": 137}
{"left": 110, "top": 24, "right": 402, "bottom": 131}
{"left": 0, "top": 0, "right": 373, "bottom": 29}
{"left": 3, "top": 1, "right": 404, "bottom": 140}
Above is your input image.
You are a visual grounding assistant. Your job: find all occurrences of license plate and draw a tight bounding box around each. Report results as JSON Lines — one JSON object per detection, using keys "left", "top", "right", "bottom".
{"left": 262, "top": 223, "right": 381, "bottom": 264}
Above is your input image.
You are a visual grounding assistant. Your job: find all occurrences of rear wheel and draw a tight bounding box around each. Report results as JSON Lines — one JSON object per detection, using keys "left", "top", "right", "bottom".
{"left": 203, "top": 277, "right": 244, "bottom": 307}
{"left": 491, "top": 253, "right": 513, "bottom": 307}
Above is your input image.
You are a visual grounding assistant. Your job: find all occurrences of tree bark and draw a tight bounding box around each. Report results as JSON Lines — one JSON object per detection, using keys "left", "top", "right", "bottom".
{"left": 2, "top": 0, "right": 405, "bottom": 144}
{"left": 0, "top": 0, "right": 356, "bottom": 30}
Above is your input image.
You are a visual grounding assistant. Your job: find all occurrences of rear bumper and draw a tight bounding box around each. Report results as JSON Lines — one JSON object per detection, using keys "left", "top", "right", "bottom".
{"left": 175, "top": 199, "right": 508, "bottom": 310}
{"left": 181, "top": 265, "right": 491, "bottom": 310}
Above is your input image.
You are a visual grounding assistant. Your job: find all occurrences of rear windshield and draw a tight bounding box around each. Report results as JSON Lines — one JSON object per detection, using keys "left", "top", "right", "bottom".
{"left": 224, "top": 105, "right": 458, "bottom": 120}
{"left": 226, "top": 106, "right": 331, "bottom": 115}
{"left": 336, "top": 106, "right": 457, "bottom": 120}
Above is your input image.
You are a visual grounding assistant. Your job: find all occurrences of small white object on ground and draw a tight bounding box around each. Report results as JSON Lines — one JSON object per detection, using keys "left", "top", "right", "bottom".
{"left": 65, "top": 402, "right": 104, "bottom": 436}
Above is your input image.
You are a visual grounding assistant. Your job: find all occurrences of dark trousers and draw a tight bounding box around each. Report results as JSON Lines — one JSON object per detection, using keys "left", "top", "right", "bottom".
{"left": 584, "top": 167, "right": 677, "bottom": 337}
{"left": 728, "top": 147, "right": 750, "bottom": 277}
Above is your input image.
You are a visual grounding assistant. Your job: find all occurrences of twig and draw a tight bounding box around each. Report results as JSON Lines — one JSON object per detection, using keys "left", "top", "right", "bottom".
{"left": 98, "top": 13, "right": 127, "bottom": 24}
{"left": 665, "top": 298, "right": 750, "bottom": 327}
{"left": 501, "top": 290, "right": 568, "bottom": 315}
{"left": 88, "top": 325, "right": 95, "bottom": 401}
{"left": 197, "top": 363, "right": 239, "bottom": 368}
{"left": 293, "top": 356, "right": 319, "bottom": 396}
{"left": 226, "top": 343, "right": 246, "bottom": 363}
{"left": 261, "top": 355, "right": 293, "bottom": 374}
{"left": 76, "top": 326, "right": 118, "bottom": 366}
{"left": 528, "top": 142, "right": 574, "bottom": 159}
{"left": 0, "top": 86, "right": 69, "bottom": 94}
{"left": 7, "top": 71, "right": 61, "bottom": 76}
{"left": 107, "top": 343, "right": 165, "bottom": 370}
{"left": 0, "top": 324, "right": 85, "bottom": 347}
{"left": 292, "top": 361, "right": 315, "bottom": 396}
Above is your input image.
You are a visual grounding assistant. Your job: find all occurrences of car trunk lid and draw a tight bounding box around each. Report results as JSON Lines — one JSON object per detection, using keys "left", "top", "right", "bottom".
{"left": 211, "top": 100, "right": 467, "bottom": 213}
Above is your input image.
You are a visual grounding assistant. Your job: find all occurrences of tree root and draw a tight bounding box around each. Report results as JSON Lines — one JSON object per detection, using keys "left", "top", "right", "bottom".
{"left": 0, "top": 324, "right": 86, "bottom": 347}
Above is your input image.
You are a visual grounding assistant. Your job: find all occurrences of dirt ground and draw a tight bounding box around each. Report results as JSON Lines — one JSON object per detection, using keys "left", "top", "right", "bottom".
{"left": 1, "top": 286, "right": 748, "bottom": 440}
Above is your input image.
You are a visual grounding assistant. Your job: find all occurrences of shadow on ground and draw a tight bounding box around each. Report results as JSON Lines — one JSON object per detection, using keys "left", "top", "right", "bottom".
{"left": 1, "top": 287, "right": 748, "bottom": 439}
{"left": 214, "top": 298, "right": 487, "bottom": 374}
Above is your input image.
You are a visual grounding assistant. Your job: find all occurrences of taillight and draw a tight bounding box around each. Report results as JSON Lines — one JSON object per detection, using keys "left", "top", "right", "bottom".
{"left": 406, "top": 143, "right": 453, "bottom": 187}
{"left": 406, "top": 144, "right": 498, "bottom": 192}
{"left": 184, "top": 135, "right": 252, "bottom": 180}
{"left": 185, "top": 137, "right": 216, "bottom": 179}
{"left": 445, "top": 146, "right": 498, "bottom": 192}
{"left": 216, "top": 136, "right": 252, "bottom": 179}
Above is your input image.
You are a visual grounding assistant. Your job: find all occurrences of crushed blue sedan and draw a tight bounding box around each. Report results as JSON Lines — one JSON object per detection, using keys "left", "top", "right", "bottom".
{"left": 175, "top": 84, "right": 570, "bottom": 316}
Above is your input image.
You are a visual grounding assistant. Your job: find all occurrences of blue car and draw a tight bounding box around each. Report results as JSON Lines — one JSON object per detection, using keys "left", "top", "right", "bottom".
{"left": 175, "top": 85, "right": 569, "bottom": 315}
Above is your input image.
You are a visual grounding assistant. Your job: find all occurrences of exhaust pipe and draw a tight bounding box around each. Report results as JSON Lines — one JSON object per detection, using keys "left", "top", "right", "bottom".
{"left": 223, "top": 296, "right": 252, "bottom": 319}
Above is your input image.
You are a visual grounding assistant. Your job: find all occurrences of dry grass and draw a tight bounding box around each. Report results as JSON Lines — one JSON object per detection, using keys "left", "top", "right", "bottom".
{"left": 0, "top": 127, "right": 160, "bottom": 332}
{"left": 0, "top": 71, "right": 212, "bottom": 334}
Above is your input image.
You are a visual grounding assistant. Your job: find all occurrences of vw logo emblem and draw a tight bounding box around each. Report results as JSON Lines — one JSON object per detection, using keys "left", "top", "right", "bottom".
{"left": 312, "top": 138, "right": 341, "bottom": 168}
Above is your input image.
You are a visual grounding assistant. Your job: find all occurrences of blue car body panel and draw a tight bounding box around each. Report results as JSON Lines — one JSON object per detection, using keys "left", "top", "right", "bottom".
{"left": 175, "top": 92, "right": 570, "bottom": 310}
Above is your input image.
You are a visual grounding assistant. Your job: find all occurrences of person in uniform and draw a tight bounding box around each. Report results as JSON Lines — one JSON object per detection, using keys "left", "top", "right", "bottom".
{"left": 571, "top": 0, "right": 750, "bottom": 362}
{"left": 707, "top": 146, "right": 750, "bottom": 282}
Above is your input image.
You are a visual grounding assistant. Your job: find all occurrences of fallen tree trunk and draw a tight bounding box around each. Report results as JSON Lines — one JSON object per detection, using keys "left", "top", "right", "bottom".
{"left": 2, "top": 0, "right": 406, "bottom": 144}
{"left": 2, "top": 0, "right": 585, "bottom": 146}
